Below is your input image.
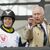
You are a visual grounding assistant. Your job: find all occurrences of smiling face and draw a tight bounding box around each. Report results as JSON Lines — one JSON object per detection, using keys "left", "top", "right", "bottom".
{"left": 3, "top": 17, "right": 13, "bottom": 28}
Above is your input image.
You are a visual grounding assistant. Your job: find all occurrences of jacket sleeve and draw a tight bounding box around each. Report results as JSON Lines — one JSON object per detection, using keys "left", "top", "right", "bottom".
{"left": 24, "top": 25, "right": 33, "bottom": 42}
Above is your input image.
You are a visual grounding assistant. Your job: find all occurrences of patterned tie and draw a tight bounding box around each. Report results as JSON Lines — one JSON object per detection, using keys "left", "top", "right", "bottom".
{"left": 40, "top": 24, "right": 47, "bottom": 46}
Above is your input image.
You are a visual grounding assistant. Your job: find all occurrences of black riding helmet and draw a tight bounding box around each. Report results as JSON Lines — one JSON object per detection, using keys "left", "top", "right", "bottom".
{"left": 1, "top": 9, "right": 15, "bottom": 22}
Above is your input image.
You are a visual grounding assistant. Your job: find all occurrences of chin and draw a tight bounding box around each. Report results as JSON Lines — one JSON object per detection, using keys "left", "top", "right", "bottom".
{"left": 5, "top": 25, "right": 11, "bottom": 28}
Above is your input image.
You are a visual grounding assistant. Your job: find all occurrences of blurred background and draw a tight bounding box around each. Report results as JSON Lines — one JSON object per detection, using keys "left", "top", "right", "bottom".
{"left": 0, "top": 0, "right": 50, "bottom": 35}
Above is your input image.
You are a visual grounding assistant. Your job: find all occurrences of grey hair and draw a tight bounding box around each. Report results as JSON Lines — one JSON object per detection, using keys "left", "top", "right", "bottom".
{"left": 32, "top": 5, "right": 45, "bottom": 16}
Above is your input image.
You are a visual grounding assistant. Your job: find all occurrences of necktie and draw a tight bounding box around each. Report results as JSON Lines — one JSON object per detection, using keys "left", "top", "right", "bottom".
{"left": 40, "top": 24, "right": 47, "bottom": 46}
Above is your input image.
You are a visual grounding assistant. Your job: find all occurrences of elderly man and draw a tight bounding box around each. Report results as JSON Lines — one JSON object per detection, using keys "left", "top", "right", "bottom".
{"left": 22, "top": 5, "right": 50, "bottom": 47}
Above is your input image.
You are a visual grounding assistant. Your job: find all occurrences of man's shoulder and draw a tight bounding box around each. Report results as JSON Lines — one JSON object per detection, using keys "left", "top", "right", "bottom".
{"left": 47, "top": 23, "right": 50, "bottom": 26}
{"left": 46, "top": 23, "right": 50, "bottom": 29}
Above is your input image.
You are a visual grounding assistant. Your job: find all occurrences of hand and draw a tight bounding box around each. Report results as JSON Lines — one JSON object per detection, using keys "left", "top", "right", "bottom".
{"left": 28, "top": 17, "right": 36, "bottom": 27}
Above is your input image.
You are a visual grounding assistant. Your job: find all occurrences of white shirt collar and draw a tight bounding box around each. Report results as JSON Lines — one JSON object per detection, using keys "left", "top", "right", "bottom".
{"left": 41, "top": 22, "right": 48, "bottom": 36}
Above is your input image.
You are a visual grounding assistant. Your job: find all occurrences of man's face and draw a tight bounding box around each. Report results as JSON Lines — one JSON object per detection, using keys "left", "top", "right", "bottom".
{"left": 3, "top": 17, "right": 13, "bottom": 28}
{"left": 32, "top": 8, "right": 44, "bottom": 24}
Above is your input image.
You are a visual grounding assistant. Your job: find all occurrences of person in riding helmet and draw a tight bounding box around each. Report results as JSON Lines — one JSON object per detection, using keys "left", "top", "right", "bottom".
{"left": 0, "top": 9, "right": 22, "bottom": 47}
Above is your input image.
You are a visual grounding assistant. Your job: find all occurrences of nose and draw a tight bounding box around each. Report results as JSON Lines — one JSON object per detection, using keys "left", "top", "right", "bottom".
{"left": 6, "top": 19, "right": 10, "bottom": 22}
